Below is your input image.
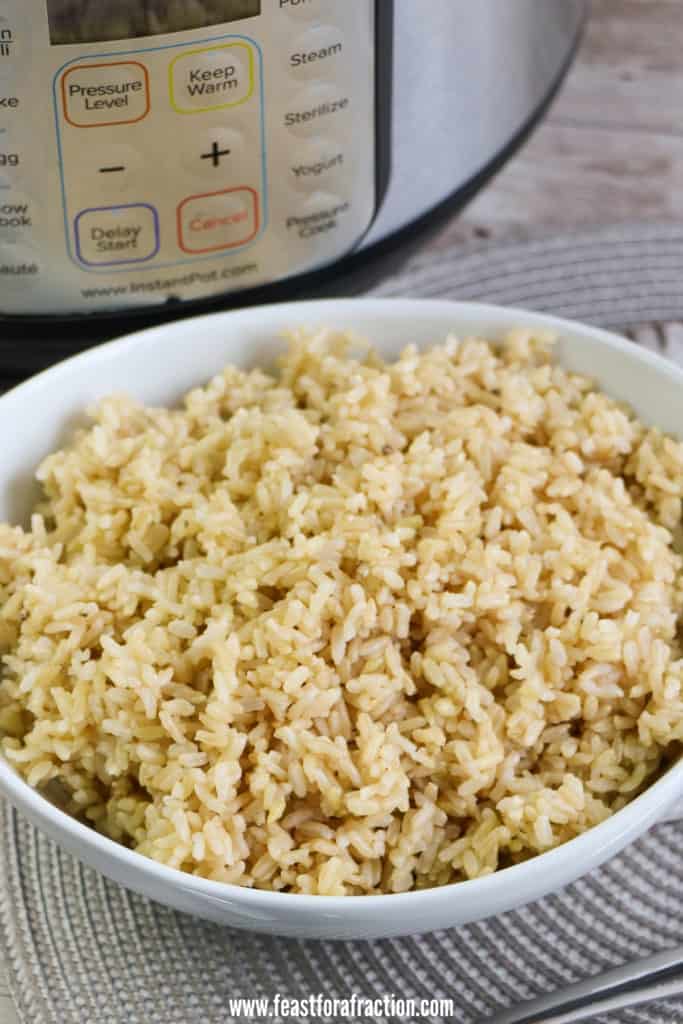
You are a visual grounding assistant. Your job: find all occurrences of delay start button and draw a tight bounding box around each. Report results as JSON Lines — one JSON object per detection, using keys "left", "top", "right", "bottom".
{"left": 74, "top": 203, "right": 159, "bottom": 266}
{"left": 177, "top": 187, "right": 259, "bottom": 253}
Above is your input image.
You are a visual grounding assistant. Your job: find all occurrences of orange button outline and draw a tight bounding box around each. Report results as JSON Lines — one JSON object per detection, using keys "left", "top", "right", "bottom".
{"left": 61, "top": 61, "right": 151, "bottom": 128}
{"left": 177, "top": 186, "right": 259, "bottom": 254}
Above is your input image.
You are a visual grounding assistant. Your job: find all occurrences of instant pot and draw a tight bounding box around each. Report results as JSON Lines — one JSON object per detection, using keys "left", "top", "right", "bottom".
{"left": 0, "top": 1, "right": 585, "bottom": 362}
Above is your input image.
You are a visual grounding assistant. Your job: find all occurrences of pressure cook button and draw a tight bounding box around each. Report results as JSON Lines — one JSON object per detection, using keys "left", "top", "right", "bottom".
{"left": 177, "top": 187, "right": 259, "bottom": 253}
{"left": 285, "top": 191, "right": 349, "bottom": 239}
{"left": 61, "top": 61, "right": 150, "bottom": 128}
{"left": 74, "top": 203, "right": 159, "bottom": 266}
{"left": 289, "top": 137, "right": 345, "bottom": 193}
{"left": 289, "top": 26, "right": 345, "bottom": 81}
{"left": 169, "top": 43, "right": 254, "bottom": 114}
{"left": 284, "top": 84, "right": 351, "bottom": 138}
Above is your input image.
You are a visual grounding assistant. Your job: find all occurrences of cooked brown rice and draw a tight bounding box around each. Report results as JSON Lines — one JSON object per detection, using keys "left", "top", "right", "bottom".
{"left": 1, "top": 327, "right": 683, "bottom": 895}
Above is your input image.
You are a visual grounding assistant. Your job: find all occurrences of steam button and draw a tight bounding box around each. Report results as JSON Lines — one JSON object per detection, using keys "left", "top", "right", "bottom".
{"left": 288, "top": 26, "right": 345, "bottom": 81}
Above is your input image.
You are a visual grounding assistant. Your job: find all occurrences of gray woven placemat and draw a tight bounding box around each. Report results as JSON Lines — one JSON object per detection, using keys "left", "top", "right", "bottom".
{"left": 3, "top": 223, "right": 683, "bottom": 1024}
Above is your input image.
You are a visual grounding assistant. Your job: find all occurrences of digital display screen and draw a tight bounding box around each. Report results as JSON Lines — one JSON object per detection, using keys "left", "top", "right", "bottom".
{"left": 47, "top": 1, "right": 261, "bottom": 45}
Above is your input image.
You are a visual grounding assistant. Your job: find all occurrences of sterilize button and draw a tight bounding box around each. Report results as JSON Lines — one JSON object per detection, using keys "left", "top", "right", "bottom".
{"left": 61, "top": 61, "right": 150, "bottom": 127}
{"left": 169, "top": 44, "right": 254, "bottom": 114}
{"left": 74, "top": 203, "right": 159, "bottom": 266}
{"left": 288, "top": 25, "right": 345, "bottom": 81}
{"left": 177, "top": 187, "right": 259, "bottom": 253}
{"left": 284, "top": 83, "right": 351, "bottom": 138}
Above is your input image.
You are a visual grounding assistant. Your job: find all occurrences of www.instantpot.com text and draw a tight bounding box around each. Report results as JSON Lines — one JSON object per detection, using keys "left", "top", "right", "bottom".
{"left": 79, "top": 264, "right": 258, "bottom": 302}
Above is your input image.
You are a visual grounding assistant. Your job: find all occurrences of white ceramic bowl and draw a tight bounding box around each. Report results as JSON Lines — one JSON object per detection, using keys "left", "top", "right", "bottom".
{"left": 1, "top": 299, "right": 682, "bottom": 940}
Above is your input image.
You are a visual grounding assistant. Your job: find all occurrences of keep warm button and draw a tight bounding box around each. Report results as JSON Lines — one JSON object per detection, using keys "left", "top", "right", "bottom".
{"left": 75, "top": 203, "right": 159, "bottom": 266}
{"left": 177, "top": 187, "right": 259, "bottom": 254}
{"left": 170, "top": 43, "right": 254, "bottom": 114}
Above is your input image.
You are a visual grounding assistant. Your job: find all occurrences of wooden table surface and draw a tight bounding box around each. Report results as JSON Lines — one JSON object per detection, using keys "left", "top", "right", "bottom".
{"left": 432, "top": 0, "right": 683, "bottom": 251}
{"left": 1, "top": 3, "right": 678, "bottom": 1021}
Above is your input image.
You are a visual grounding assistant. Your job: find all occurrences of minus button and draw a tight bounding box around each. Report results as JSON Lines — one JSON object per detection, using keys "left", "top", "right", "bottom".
{"left": 83, "top": 145, "right": 140, "bottom": 193}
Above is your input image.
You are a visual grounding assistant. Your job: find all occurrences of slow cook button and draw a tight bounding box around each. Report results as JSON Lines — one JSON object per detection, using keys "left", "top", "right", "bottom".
{"left": 284, "top": 83, "right": 350, "bottom": 138}
{"left": 170, "top": 44, "right": 254, "bottom": 114}
{"left": 289, "top": 137, "right": 346, "bottom": 193}
{"left": 74, "top": 203, "right": 159, "bottom": 266}
{"left": 0, "top": 191, "right": 37, "bottom": 237}
{"left": 285, "top": 192, "right": 350, "bottom": 239}
{"left": 177, "top": 187, "right": 259, "bottom": 253}
{"left": 289, "top": 25, "right": 345, "bottom": 81}
{"left": 61, "top": 61, "right": 150, "bottom": 127}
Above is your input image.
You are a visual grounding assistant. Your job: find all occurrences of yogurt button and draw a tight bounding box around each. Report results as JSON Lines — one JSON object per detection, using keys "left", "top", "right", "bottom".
{"left": 288, "top": 137, "right": 346, "bottom": 193}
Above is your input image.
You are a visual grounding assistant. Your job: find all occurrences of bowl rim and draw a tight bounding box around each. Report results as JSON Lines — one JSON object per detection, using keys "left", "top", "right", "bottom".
{"left": 1, "top": 296, "right": 683, "bottom": 911}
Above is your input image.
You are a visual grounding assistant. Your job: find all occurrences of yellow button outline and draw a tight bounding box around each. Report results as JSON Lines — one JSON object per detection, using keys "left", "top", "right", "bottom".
{"left": 169, "top": 43, "right": 254, "bottom": 114}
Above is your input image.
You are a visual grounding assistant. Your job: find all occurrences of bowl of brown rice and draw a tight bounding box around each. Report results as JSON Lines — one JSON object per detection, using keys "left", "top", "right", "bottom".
{"left": 0, "top": 299, "right": 682, "bottom": 939}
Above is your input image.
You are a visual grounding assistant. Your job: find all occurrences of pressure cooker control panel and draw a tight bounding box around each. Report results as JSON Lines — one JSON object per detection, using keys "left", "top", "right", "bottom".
{"left": 0, "top": 0, "right": 376, "bottom": 314}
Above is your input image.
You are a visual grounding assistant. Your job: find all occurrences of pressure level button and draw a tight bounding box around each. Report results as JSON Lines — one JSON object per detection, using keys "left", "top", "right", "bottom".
{"left": 61, "top": 61, "right": 150, "bottom": 128}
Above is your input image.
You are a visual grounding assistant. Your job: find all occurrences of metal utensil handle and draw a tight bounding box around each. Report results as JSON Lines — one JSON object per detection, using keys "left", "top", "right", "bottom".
{"left": 489, "top": 945, "right": 683, "bottom": 1024}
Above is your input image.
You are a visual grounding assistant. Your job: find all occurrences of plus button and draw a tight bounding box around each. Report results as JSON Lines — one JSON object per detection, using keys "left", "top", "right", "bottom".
{"left": 201, "top": 141, "right": 231, "bottom": 167}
